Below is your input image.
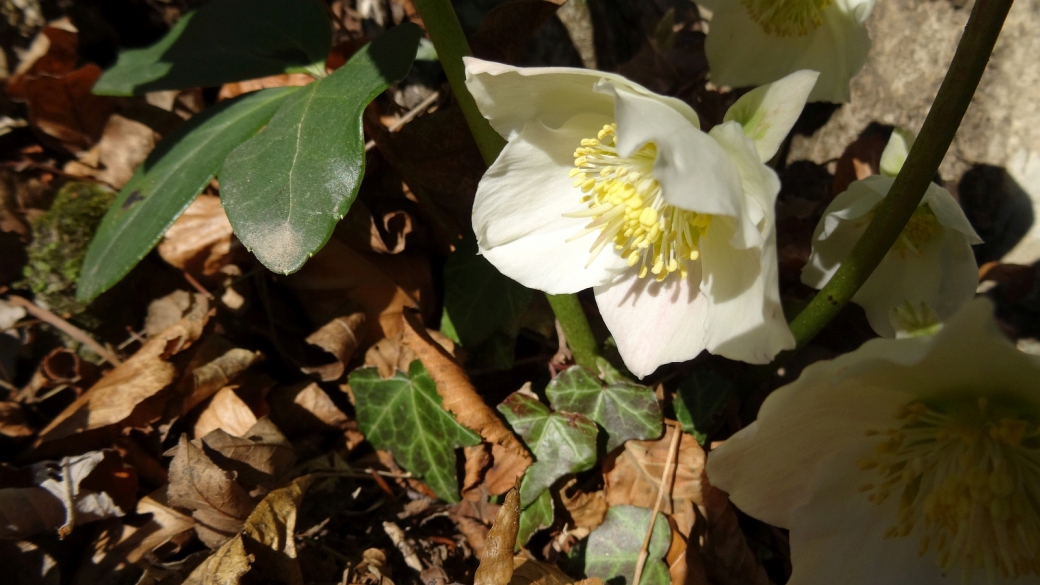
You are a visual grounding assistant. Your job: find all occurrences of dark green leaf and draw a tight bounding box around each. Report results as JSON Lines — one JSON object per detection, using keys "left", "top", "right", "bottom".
{"left": 443, "top": 231, "right": 531, "bottom": 347}
{"left": 517, "top": 489, "right": 553, "bottom": 546}
{"left": 349, "top": 360, "right": 480, "bottom": 503}
{"left": 93, "top": 0, "right": 331, "bottom": 96}
{"left": 546, "top": 366, "right": 663, "bottom": 452}
{"left": 220, "top": 23, "right": 421, "bottom": 275}
{"left": 585, "top": 505, "right": 670, "bottom": 585}
{"left": 77, "top": 87, "right": 298, "bottom": 302}
{"left": 674, "top": 370, "right": 733, "bottom": 445}
{"left": 497, "top": 391, "right": 597, "bottom": 507}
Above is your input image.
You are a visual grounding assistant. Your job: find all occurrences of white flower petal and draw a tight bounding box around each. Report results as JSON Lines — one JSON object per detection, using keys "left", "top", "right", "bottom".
{"left": 593, "top": 267, "right": 709, "bottom": 379}
{"left": 922, "top": 182, "right": 983, "bottom": 243}
{"left": 596, "top": 81, "right": 744, "bottom": 220}
{"left": 879, "top": 127, "right": 916, "bottom": 177}
{"left": 709, "top": 120, "right": 781, "bottom": 248}
{"left": 723, "top": 69, "right": 819, "bottom": 162}
{"left": 698, "top": 219, "right": 795, "bottom": 363}
{"left": 707, "top": 372, "right": 906, "bottom": 529}
{"left": 704, "top": 0, "right": 873, "bottom": 103}
{"left": 473, "top": 113, "right": 630, "bottom": 294}
{"left": 852, "top": 233, "right": 947, "bottom": 337}
{"left": 463, "top": 57, "right": 700, "bottom": 140}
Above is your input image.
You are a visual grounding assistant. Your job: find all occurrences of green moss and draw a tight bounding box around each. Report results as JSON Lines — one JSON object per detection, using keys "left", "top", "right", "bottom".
{"left": 20, "top": 181, "right": 115, "bottom": 317}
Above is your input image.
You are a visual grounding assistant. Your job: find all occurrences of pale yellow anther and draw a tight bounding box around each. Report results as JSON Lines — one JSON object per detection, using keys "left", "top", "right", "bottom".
{"left": 741, "top": 0, "right": 832, "bottom": 37}
{"left": 639, "top": 207, "right": 658, "bottom": 227}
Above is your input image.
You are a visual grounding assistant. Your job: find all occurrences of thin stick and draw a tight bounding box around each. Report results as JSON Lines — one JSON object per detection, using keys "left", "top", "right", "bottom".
{"left": 633, "top": 423, "right": 682, "bottom": 585}
{"left": 4, "top": 296, "right": 123, "bottom": 366}
{"left": 364, "top": 90, "right": 441, "bottom": 151}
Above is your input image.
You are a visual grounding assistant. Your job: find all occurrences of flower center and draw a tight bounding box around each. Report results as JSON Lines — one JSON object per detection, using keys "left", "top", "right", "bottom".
{"left": 740, "top": 0, "right": 833, "bottom": 36}
{"left": 565, "top": 124, "right": 711, "bottom": 282}
{"left": 857, "top": 396, "right": 1040, "bottom": 580}
{"left": 890, "top": 205, "right": 943, "bottom": 257}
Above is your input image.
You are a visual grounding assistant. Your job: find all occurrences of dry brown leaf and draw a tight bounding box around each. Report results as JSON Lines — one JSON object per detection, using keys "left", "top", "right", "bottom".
{"left": 832, "top": 126, "right": 889, "bottom": 196}
{"left": 461, "top": 443, "right": 492, "bottom": 499}
{"left": 509, "top": 558, "right": 574, "bottom": 585}
{"left": 199, "top": 418, "right": 295, "bottom": 489}
{"left": 559, "top": 481, "right": 608, "bottom": 531}
{"left": 37, "top": 300, "right": 211, "bottom": 446}
{"left": 168, "top": 434, "right": 255, "bottom": 549}
{"left": 180, "top": 347, "right": 263, "bottom": 413}
{"left": 194, "top": 387, "right": 258, "bottom": 439}
{"left": 157, "top": 194, "right": 240, "bottom": 278}
{"left": 183, "top": 476, "right": 312, "bottom": 585}
{"left": 144, "top": 291, "right": 209, "bottom": 337}
{"left": 362, "top": 334, "right": 418, "bottom": 380}
{"left": 470, "top": 0, "right": 563, "bottom": 64}
{"left": 5, "top": 25, "right": 79, "bottom": 98}
{"left": 63, "top": 114, "right": 156, "bottom": 189}
{"left": 218, "top": 73, "right": 314, "bottom": 100}
{"left": 345, "top": 548, "right": 394, "bottom": 585}
{"left": 22, "top": 64, "right": 114, "bottom": 154}
{"left": 301, "top": 312, "right": 366, "bottom": 381}
{"left": 72, "top": 489, "right": 195, "bottom": 583}
{"left": 0, "top": 450, "right": 136, "bottom": 539}
{"left": 474, "top": 481, "right": 521, "bottom": 585}
{"left": 0, "top": 402, "right": 33, "bottom": 438}
{"left": 604, "top": 425, "right": 705, "bottom": 518}
{"left": 401, "top": 309, "right": 531, "bottom": 495}
{"left": 267, "top": 382, "right": 350, "bottom": 437}
{"left": 284, "top": 236, "right": 430, "bottom": 343}
{"left": 695, "top": 474, "right": 772, "bottom": 585}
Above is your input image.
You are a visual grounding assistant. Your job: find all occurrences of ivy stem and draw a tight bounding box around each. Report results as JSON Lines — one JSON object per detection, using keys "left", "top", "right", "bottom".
{"left": 411, "top": 0, "right": 603, "bottom": 368}
{"left": 409, "top": 0, "right": 506, "bottom": 165}
{"left": 785, "top": 0, "right": 1013, "bottom": 350}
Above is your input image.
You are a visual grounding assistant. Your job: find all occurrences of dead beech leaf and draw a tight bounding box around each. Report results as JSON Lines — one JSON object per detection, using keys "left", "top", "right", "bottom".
{"left": 200, "top": 418, "right": 295, "bottom": 489}
{"left": 145, "top": 291, "right": 209, "bottom": 337}
{"left": 63, "top": 114, "right": 157, "bottom": 189}
{"left": 180, "top": 347, "right": 263, "bottom": 413}
{"left": 194, "top": 387, "right": 258, "bottom": 439}
{"left": 559, "top": 482, "right": 608, "bottom": 531}
{"left": 267, "top": 382, "right": 349, "bottom": 437}
{"left": 603, "top": 425, "right": 703, "bottom": 533}
{"left": 510, "top": 558, "right": 576, "bottom": 585}
{"left": 474, "top": 481, "right": 520, "bottom": 585}
{"left": 183, "top": 476, "right": 312, "bottom": 585}
{"left": 0, "top": 402, "right": 33, "bottom": 438}
{"left": 301, "top": 312, "right": 366, "bottom": 381}
{"left": 400, "top": 309, "right": 531, "bottom": 495}
{"left": 346, "top": 548, "right": 395, "bottom": 585}
{"left": 158, "top": 194, "right": 240, "bottom": 278}
{"left": 168, "top": 434, "right": 256, "bottom": 549}
{"left": 0, "top": 449, "right": 136, "bottom": 539}
{"left": 5, "top": 25, "right": 79, "bottom": 98}
{"left": 696, "top": 472, "right": 772, "bottom": 585}
{"left": 37, "top": 300, "right": 211, "bottom": 445}
{"left": 22, "top": 64, "right": 115, "bottom": 154}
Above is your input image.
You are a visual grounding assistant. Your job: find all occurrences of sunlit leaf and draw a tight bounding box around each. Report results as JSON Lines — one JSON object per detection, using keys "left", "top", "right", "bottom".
{"left": 349, "top": 360, "right": 481, "bottom": 503}
{"left": 585, "top": 505, "right": 670, "bottom": 585}
{"left": 517, "top": 489, "right": 553, "bottom": 546}
{"left": 220, "top": 23, "right": 421, "bottom": 275}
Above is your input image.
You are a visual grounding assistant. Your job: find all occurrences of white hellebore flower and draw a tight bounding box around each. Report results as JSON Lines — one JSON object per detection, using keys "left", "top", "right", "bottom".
{"left": 465, "top": 59, "right": 818, "bottom": 377}
{"left": 700, "top": 0, "right": 875, "bottom": 103}
{"left": 707, "top": 299, "right": 1040, "bottom": 584}
{"left": 801, "top": 159, "right": 982, "bottom": 338}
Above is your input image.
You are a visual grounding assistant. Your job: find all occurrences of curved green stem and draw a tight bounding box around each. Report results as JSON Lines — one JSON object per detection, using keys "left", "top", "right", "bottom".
{"left": 786, "top": 0, "right": 1013, "bottom": 350}
{"left": 410, "top": 0, "right": 602, "bottom": 368}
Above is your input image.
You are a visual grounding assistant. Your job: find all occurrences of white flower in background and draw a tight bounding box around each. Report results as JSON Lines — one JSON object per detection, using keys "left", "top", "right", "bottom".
{"left": 800, "top": 129, "right": 982, "bottom": 338}
{"left": 699, "top": 0, "right": 875, "bottom": 103}
{"left": 464, "top": 59, "right": 818, "bottom": 377}
{"left": 707, "top": 299, "right": 1040, "bottom": 584}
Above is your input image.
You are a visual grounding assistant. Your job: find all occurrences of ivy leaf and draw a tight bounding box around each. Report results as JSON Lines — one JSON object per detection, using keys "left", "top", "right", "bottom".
{"left": 220, "top": 23, "right": 421, "bottom": 275}
{"left": 517, "top": 489, "right": 553, "bottom": 546}
{"left": 585, "top": 505, "right": 671, "bottom": 585}
{"left": 77, "top": 87, "right": 297, "bottom": 302}
{"left": 674, "top": 370, "right": 733, "bottom": 445}
{"left": 546, "top": 366, "right": 663, "bottom": 452}
{"left": 443, "top": 231, "right": 531, "bottom": 348}
{"left": 349, "top": 360, "right": 480, "bottom": 503}
{"left": 497, "top": 391, "right": 597, "bottom": 508}
{"left": 93, "top": 0, "right": 331, "bottom": 96}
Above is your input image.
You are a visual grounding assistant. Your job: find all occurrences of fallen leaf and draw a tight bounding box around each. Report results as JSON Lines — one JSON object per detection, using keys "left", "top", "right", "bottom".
{"left": 0, "top": 540, "right": 61, "bottom": 585}
{"left": 346, "top": 548, "right": 395, "bottom": 585}
{"left": 63, "top": 114, "right": 157, "bottom": 189}
{"left": 267, "top": 381, "right": 350, "bottom": 437}
{"left": 695, "top": 468, "right": 772, "bottom": 585}
{"left": 157, "top": 194, "right": 240, "bottom": 279}
{"left": 168, "top": 434, "right": 256, "bottom": 549}
{"left": 37, "top": 300, "right": 211, "bottom": 445}
{"left": 559, "top": 480, "right": 608, "bottom": 531}
{"left": 832, "top": 125, "right": 890, "bottom": 195}
{"left": 0, "top": 402, "right": 34, "bottom": 438}
{"left": 144, "top": 291, "right": 209, "bottom": 337}
{"left": 584, "top": 506, "right": 671, "bottom": 585}
{"left": 510, "top": 558, "right": 575, "bottom": 585}
{"left": 470, "top": 0, "right": 563, "bottom": 64}
{"left": 22, "top": 64, "right": 115, "bottom": 154}
{"left": 194, "top": 387, "right": 258, "bottom": 439}
{"left": 603, "top": 425, "right": 706, "bottom": 521}
{"left": 402, "top": 309, "right": 531, "bottom": 495}
{"left": 474, "top": 481, "right": 520, "bottom": 585}
{"left": 180, "top": 346, "right": 263, "bottom": 413}
{"left": 301, "top": 312, "right": 366, "bottom": 381}
{"left": 5, "top": 24, "right": 79, "bottom": 98}
{"left": 0, "top": 450, "right": 136, "bottom": 539}
{"left": 200, "top": 418, "right": 295, "bottom": 489}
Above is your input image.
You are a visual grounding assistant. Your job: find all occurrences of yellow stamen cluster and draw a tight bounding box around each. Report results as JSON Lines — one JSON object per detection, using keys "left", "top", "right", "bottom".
{"left": 857, "top": 397, "right": 1040, "bottom": 580}
{"left": 885, "top": 204, "right": 944, "bottom": 257}
{"left": 565, "top": 124, "right": 711, "bottom": 282}
{"left": 741, "top": 0, "right": 833, "bottom": 36}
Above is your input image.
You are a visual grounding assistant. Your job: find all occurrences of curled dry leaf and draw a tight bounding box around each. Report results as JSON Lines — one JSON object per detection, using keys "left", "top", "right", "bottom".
{"left": 695, "top": 468, "right": 772, "bottom": 585}
{"left": 474, "top": 481, "right": 520, "bottom": 585}
{"left": 184, "top": 476, "right": 313, "bottom": 585}
{"left": 64, "top": 114, "right": 157, "bottom": 189}
{"left": 301, "top": 312, "right": 366, "bottom": 381}
{"left": 168, "top": 434, "right": 255, "bottom": 549}
{"left": 180, "top": 346, "right": 263, "bottom": 413}
{"left": 0, "top": 402, "right": 34, "bottom": 438}
{"left": 267, "top": 381, "right": 350, "bottom": 437}
{"left": 401, "top": 309, "right": 531, "bottom": 495}
{"left": 36, "top": 298, "right": 211, "bottom": 446}
{"left": 603, "top": 425, "right": 705, "bottom": 533}
{"left": 0, "top": 449, "right": 136, "bottom": 539}
{"left": 157, "top": 194, "right": 240, "bottom": 279}
{"left": 346, "top": 548, "right": 395, "bottom": 585}
{"left": 559, "top": 481, "right": 609, "bottom": 531}
{"left": 194, "top": 387, "right": 258, "bottom": 439}
{"left": 200, "top": 418, "right": 295, "bottom": 489}
{"left": 22, "top": 64, "right": 114, "bottom": 154}
{"left": 144, "top": 291, "right": 209, "bottom": 337}
{"left": 509, "top": 559, "right": 577, "bottom": 585}
{"left": 218, "top": 73, "right": 314, "bottom": 100}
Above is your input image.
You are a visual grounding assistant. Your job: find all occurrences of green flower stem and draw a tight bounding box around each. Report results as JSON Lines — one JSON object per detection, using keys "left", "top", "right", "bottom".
{"left": 411, "top": 0, "right": 602, "bottom": 368}
{"left": 410, "top": 0, "right": 506, "bottom": 166}
{"left": 786, "top": 0, "right": 1013, "bottom": 350}
{"left": 547, "top": 293, "right": 600, "bottom": 371}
